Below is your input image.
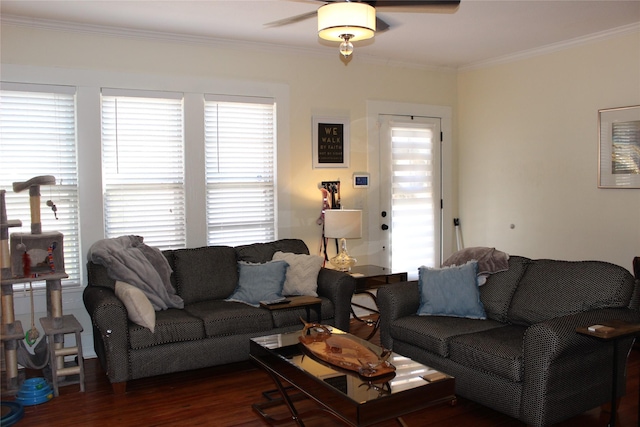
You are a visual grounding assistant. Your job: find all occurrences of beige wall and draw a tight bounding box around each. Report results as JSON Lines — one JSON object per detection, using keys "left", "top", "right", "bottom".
{"left": 1, "top": 23, "right": 458, "bottom": 352}
{"left": 3, "top": 21, "right": 639, "bottom": 360}
{"left": 457, "top": 30, "right": 640, "bottom": 271}
{"left": 1, "top": 24, "right": 458, "bottom": 262}
{"left": 4, "top": 25, "right": 639, "bottom": 274}
{"left": 4, "top": 24, "right": 638, "bottom": 273}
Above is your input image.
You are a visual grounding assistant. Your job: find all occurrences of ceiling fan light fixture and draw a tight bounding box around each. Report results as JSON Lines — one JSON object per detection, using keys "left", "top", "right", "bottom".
{"left": 339, "top": 36, "right": 354, "bottom": 57}
{"left": 317, "top": 2, "right": 376, "bottom": 42}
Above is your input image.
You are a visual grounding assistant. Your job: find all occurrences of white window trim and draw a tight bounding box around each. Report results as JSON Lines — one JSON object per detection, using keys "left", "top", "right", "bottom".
{"left": 0, "top": 82, "right": 81, "bottom": 289}
{"left": 204, "top": 95, "right": 278, "bottom": 246}
{"left": 0, "top": 63, "right": 290, "bottom": 320}
{"left": 100, "top": 89, "right": 187, "bottom": 250}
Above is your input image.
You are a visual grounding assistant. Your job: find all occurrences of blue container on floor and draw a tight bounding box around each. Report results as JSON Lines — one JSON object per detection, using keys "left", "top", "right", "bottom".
{"left": 15, "top": 377, "right": 54, "bottom": 406}
{"left": 0, "top": 401, "right": 24, "bottom": 426}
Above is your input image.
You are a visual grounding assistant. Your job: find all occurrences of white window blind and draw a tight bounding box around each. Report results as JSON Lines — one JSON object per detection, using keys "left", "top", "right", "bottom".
{"left": 101, "top": 90, "right": 186, "bottom": 250}
{"left": 390, "top": 123, "right": 436, "bottom": 274}
{"left": 204, "top": 96, "right": 276, "bottom": 246}
{"left": 612, "top": 120, "right": 640, "bottom": 174}
{"left": 0, "top": 84, "right": 80, "bottom": 288}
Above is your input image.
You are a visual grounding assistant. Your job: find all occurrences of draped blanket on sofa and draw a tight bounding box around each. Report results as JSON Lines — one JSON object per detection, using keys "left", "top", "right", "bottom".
{"left": 88, "top": 235, "right": 183, "bottom": 310}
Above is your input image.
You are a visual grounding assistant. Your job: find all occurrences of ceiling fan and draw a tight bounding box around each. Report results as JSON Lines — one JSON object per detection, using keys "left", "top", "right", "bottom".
{"left": 266, "top": 0, "right": 461, "bottom": 57}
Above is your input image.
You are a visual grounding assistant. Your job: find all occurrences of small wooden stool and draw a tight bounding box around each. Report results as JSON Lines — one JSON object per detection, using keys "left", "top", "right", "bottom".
{"left": 39, "top": 314, "right": 85, "bottom": 396}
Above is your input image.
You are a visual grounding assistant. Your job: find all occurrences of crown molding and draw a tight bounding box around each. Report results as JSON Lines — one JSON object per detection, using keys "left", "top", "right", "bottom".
{"left": 1, "top": 14, "right": 456, "bottom": 72}
{"left": 1, "top": 14, "right": 321, "bottom": 55}
{"left": 3, "top": 14, "right": 636, "bottom": 73}
{"left": 460, "top": 22, "right": 640, "bottom": 71}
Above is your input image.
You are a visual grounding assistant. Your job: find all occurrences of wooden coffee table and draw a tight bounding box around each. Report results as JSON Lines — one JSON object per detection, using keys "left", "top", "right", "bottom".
{"left": 250, "top": 327, "right": 455, "bottom": 426}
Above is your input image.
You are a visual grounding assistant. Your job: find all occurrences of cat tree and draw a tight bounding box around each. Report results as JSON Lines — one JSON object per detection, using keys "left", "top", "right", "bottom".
{"left": 0, "top": 176, "right": 83, "bottom": 395}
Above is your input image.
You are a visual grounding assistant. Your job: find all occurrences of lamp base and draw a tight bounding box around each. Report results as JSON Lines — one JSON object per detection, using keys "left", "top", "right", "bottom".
{"left": 329, "top": 238, "right": 357, "bottom": 272}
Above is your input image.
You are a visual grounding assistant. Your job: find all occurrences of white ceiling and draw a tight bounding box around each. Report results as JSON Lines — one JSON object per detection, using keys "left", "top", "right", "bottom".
{"left": 2, "top": 0, "right": 640, "bottom": 69}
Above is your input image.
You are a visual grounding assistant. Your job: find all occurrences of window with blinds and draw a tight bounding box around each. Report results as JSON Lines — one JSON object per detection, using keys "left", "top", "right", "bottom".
{"left": 389, "top": 123, "right": 437, "bottom": 275}
{"left": 204, "top": 95, "right": 276, "bottom": 246}
{"left": 0, "top": 84, "right": 81, "bottom": 288}
{"left": 101, "top": 89, "right": 186, "bottom": 250}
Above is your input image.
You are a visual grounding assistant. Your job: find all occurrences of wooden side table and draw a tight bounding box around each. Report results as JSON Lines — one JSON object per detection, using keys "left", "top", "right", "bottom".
{"left": 260, "top": 295, "right": 322, "bottom": 323}
{"left": 576, "top": 320, "right": 640, "bottom": 427}
{"left": 349, "top": 265, "right": 408, "bottom": 340}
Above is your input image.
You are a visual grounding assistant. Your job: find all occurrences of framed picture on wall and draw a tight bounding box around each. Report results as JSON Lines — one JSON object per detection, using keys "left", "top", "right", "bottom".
{"left": 312, "top": 116, "right": 350, "bottom": 168}
{"left": 598, "top": 105, "right": 640, "bottom": 188}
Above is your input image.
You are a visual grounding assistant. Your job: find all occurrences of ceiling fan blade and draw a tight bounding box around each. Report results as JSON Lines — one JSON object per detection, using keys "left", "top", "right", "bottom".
{"left": 376, "top": 16, "right": 391, "bottom": 33}
{"left": 268, "top": 0, "right": 458, "bottom": 30}
{"left": 367, "top": 0, "right": 460, "bottom": 13}
{"left": 369, "top": 0, "right": 460, "bottom": 6}
{"left": 265, "top": 10, "right": 317, "bottom": 27}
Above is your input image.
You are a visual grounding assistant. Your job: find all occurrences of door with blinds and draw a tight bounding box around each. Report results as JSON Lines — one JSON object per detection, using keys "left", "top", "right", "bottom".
{"left": 379, "top": 115, "right": 442, "bottom": 279}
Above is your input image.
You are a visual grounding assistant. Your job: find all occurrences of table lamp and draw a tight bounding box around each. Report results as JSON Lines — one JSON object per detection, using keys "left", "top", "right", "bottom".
{"left": 324, "top": 209, "right": 362, "bottom": 271}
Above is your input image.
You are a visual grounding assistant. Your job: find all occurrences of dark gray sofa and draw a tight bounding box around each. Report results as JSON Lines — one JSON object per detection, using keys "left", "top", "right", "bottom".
{"left": 378, "top": 256, "right": 640, "bottom": 427}
{"left": 83, "top": 238, "right": 355, "bottom": 393}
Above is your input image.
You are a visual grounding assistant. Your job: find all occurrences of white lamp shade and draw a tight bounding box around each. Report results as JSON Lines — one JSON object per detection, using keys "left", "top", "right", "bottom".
{"left": 317, "top": 2, "right": 376, "bottom": 42}
{"left": 324, "top": 209, "right": 362, "bottom": 239}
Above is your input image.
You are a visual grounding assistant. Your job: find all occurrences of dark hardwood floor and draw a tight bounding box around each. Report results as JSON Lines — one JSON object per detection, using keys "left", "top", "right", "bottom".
{"left": 4, "top": 318, "right": 639, "bottom": 427}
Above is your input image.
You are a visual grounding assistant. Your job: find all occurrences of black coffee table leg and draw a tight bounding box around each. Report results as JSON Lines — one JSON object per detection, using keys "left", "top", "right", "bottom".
{"left": 253, "top": 367, "right": 306, "bottom": 426}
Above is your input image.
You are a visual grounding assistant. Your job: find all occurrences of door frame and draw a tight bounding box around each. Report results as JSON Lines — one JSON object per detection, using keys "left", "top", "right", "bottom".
{"left": 366, "top": 100, "right": 454, "bottom": 268}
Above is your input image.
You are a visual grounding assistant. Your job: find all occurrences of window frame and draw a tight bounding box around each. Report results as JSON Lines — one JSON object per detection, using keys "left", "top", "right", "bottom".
{"left": 203, "top": 94, "right": 278, "bottom": 246}
{"left": 0, "top": 82, "right": 81, "bottom": 289}
{"left": 100, "top": 88, "right": 187, "bottom": 251}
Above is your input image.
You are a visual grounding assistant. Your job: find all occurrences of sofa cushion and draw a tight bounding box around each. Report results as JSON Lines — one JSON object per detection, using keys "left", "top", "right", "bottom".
{"left": 390, "top": 315, "right": 505, "bottom": 357}
{"left": 226, "top": 260, "right": 288, "bottom": 307}
{"left": 185, "top": 300, "right": 273, "bottom": 337}
{"left": 173, "top": 246, "right": 238, "bottom": 305}
{"left": 115, "top": 280, "right": 156, "bottom": 332}
{"left": 272, "top": 251, "right": 323, "bottom": 297}
{"left": 508, "top": 259, "right": 636, "bottom": 326}
{"left": 236, "top": 239, "right": 310, "bottom": 263}
{"left": 129, "top": 308, "right": 205, "bottom": 350}
{"left": 417, "top": 261, "right": 486, "bottom": 320}
{"left": 449, "top": 324, "right": 526, "bottom": 382}
{"left": 480, "top": 256, "right": 530, "bottom": 322}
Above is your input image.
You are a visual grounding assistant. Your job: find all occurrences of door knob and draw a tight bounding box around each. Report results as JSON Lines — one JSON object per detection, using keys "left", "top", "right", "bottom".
{"left": 381, "top": 224, "right": 389, "bottom": 230}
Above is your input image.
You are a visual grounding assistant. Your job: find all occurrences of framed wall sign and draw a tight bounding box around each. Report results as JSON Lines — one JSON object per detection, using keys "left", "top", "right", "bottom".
{"left": 598, "top": 105, "right": 640, "bottom": 188}
{"left": 312, "top": 116, "right": 350, "bottom": 168}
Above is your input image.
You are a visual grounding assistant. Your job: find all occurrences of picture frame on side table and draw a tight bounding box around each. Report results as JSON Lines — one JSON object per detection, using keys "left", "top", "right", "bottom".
{"left": 312, "top": 116, "right": 349, "bottom": 168}
{"left": 598, "top": 105, "right": 640, "bottom": 188}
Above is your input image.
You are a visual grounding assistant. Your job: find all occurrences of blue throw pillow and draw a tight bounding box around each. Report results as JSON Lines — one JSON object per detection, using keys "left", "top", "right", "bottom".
{"left": 225, "top": 260, "right": 289, "bottom": 307}
{"left": 417, "top": 260, "right": 486, "bottom": 319}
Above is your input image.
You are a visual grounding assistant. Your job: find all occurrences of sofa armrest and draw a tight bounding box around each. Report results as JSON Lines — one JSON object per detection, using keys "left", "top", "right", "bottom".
{"left": 377, "top": 281, "right": 420, "bottom": 349}
{"left": 82, "top": 285, "right": 131, "bottom": 384}
{"left": 317, "top": 268, "right": 356, "bottom": 331}
{"left": 520, "top": 307, "right": 640, "bottom": 426}
{"left": 524, "top": 307, "right": 640, "bottom": 362}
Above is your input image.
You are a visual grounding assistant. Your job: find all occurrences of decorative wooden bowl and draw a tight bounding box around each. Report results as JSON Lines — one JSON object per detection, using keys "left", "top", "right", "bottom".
{"left": 298, "top": 320, "right": 396, "bottom": 379}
